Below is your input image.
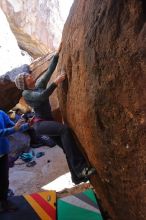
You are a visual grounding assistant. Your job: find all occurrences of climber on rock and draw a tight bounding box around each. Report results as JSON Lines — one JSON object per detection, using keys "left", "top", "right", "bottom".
{"left": 14, "top": 43, "right": 96, "bottom": 184}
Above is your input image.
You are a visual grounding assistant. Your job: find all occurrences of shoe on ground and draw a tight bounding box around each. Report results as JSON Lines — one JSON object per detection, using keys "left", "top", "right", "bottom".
{"left": 0, "top": 200, "right": 18, "bottom": 212}
{"left": 26, "top": 160, "right": 36, "bottom": 167}
{"left": 77, "top": 167, "right": 96, "bottom": 179}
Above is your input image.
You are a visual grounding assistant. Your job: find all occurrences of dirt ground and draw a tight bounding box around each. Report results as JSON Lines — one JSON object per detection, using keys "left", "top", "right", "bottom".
{"left": 9, "top": 145, "right": 92, "bottom": 197}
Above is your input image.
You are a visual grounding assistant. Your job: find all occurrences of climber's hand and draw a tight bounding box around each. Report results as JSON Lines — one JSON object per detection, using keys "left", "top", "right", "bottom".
{"left": 14, "top": 119, "right": 25, "bottom": 131}
{"left": 54, "top": 71, "right": 66, "bottom": 85}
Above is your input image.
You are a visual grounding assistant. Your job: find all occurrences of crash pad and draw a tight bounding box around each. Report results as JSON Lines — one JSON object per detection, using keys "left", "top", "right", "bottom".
{"left": 57, "top": 188, "right": 103, "bottom": 220}
{"left": 0, "top": 191, "right": 56, "bottom": 220}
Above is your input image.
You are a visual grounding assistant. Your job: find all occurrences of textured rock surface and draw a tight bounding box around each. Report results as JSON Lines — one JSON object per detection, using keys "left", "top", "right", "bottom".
{"left": 0, "top": 0, "right": 64, "bottom": 57}
{"left": 58, "top": 0, "right": 146, "bottom": 219}
{"left": 0, "top": 64, "right": 29, "bottom": 111}
{"left": 0, "top": 8, "right": 32, "bottom": 75}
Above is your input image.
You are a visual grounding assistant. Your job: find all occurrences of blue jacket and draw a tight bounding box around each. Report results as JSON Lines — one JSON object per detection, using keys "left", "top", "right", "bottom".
{"left": 0, "top": 110, "right": 29, "bottom": 155}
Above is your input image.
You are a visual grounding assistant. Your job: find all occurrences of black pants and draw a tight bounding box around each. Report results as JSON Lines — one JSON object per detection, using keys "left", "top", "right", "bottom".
{"left": 33, "top": 121, "right": 88, "bottom": 182}
{"left": 0, "top": 155, "right": 9, "bottom": 201}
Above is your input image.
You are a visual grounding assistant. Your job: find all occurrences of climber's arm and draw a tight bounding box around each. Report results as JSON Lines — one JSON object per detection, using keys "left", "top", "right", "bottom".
{"left": 35, "top": 43, "right": 62, "bottom": 89}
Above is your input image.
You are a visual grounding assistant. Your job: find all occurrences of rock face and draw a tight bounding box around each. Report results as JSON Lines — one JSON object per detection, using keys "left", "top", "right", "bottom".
{"left": 0, "top": 8, "right": 32, "bottom": 75}
{"left": 58, "top": 0, "right": 146, "bottom": 219}
{"left": 0, "top": 64, "right": 29, "bottom": 111}
{"left": 0, "top": 0, "right": 64, "bottom": 57}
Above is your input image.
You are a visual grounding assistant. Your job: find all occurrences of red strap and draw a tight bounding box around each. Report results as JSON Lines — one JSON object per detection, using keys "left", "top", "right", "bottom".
{"left": 29, "top": 117, "right": 44, "bottom": 125}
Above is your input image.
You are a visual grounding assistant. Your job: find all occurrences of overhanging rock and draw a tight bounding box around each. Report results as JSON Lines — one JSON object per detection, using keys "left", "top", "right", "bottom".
{"left": 57, "top": 0, "right": 146, "bottom": 219}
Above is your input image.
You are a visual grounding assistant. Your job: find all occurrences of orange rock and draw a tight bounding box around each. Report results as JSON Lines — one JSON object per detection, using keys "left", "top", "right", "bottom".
{"left": 57, "top": 1, "right": 146, "bottom": 220}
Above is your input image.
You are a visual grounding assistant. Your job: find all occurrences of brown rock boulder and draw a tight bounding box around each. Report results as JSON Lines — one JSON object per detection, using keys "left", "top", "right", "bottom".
{"left": 58, "top": 0, "right": 146, "bottom": 219}
{"left": 0, "top": 0, "right": 63, "bottom": 58}
{"left": 0, "top": 64, "right": 29, "bottom": 111}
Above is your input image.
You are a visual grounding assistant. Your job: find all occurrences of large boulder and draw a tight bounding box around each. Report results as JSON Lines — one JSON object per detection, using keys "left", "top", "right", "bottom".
{"left": 0, "top": 0, "right": 64, "bottom": 57}
{"left": 0, "top": 8, "right": 32, "bottom": 75}
{"left": 58, "top": 0, "right": 146, "bottom": 219}
{"left": 0, "top": 64, "right": 29, "bottom": 111}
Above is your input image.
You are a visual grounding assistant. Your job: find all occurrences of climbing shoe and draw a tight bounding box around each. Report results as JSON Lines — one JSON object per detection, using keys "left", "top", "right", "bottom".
{"left": 77, "top": 167, "right": 96, "bottom": 179}
{"left": 72, "top": 176, "right": 88, "bottom": 185}
{"left": 19, "top": 152, "right": 33, "bottom": 162}
{"left": 36, "top": 152, "right": 45, "bottom": 158}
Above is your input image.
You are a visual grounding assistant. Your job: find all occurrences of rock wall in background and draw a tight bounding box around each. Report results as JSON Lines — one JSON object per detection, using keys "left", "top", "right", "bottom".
{"left": 0, "top": 0, "right": 72, "bottom": 112}
{"left": 0, "top": 0, "right": 64, "bottom": 58}
{"left": 0, "top": 64, "right": 29, "bottom": 111}
{"left": 0, "top": 8, "right": 32, "bottom": 75}
{"left": 58, "top": 0, "right": 146, "bottom": 219}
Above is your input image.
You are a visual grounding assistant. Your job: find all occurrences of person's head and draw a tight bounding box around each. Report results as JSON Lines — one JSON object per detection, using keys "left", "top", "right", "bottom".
{"left": 15, "top": 73, "right": 35, "bottom": 90}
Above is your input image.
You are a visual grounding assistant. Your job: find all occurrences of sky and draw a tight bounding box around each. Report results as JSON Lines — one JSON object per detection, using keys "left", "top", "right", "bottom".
{"left": 59, "top": 0, "right": 74, "bottom": 20}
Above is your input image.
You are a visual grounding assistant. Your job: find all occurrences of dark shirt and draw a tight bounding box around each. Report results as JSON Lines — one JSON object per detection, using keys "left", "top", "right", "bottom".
{"left": 25, "top": 88, "right": 54, "bottom": 120}
{"left": 22, "top": 54, "right": 58, "bottom": 120}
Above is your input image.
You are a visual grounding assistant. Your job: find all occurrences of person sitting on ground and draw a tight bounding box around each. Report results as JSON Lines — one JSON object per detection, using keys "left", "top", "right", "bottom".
{"left": 14, "top": 43, "right": 96, "bottom": 184}
{"left": 0, "top": 110, "right": 30, "bottom": 213}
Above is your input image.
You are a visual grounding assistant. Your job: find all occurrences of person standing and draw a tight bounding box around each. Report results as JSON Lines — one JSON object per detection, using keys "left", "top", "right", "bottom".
{"left": 0, "top": 110, "right": 29, "bottom": 212}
